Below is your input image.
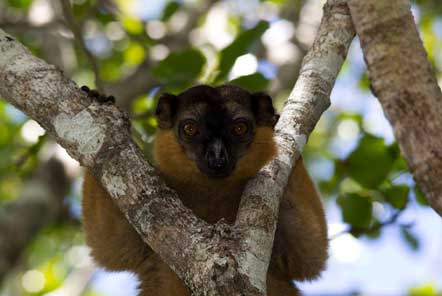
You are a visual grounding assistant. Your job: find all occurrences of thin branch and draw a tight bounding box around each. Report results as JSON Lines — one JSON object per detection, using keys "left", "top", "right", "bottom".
{"left": 59, "top": 0, "right": 104, "bottom": 92}
{"left": 0, "top": 19, "right": 67, "bottom": 34}
{"left": 14, "top": 133, "right": 47, "bottom": 168}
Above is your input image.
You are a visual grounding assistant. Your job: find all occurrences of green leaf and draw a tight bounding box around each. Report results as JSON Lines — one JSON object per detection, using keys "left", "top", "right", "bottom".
{"left": 161, "top": 1, "right": 182, "bottom": 21}
{"left": 346, "top": 134, "right": 396, "bottom": 188}
{"left": 215, "top": 21, "right": 269, "bottom": 82}
{"left": 358, "top": 71, "right": 370, "bottom": 91}
{"left": 96, "top": 11, "right": 116, "bottom": 25}
{"left": 409, "top": 284, "right": 439, "bottom": 296}
{"left": 383, "top": 185, "right": 410, "bottom": 210}
{"left": 121, "top": 16, "right": 144, "bottom": 35}
{"left": 123, "top": 42, "right": 145, "bottom": 65}
{"left": 365, "top": 227, "right": 381, "bottom": 239}
{"left": 401, "top": 227, "right": 420, "bottom": 251}
{"left": 414, "top": 186, "right": 430, "bottom": 206}
{"left": 337, "top": 193, "right": 373, "bottom": 228}
{"left": 152, "top": 49, "right": 206, "bottom": 87}
{"left": 7, "top": 0, "right": 32, "bottom": 9}
{"left": 72, "top": 0, "right": 94, "bottom": 19}
{"left": 229, "top": 73, "right": 269, "bottom": 92}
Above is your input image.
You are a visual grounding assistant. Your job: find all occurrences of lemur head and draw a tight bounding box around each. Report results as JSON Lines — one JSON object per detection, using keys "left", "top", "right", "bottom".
{"left": 153, "top": 85, "right": 278, "bottom": 185}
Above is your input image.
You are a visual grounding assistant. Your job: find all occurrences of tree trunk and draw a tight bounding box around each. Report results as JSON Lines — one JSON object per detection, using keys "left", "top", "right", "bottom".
{"left": 349, "top": 0, "right": 442, "bottom": 216}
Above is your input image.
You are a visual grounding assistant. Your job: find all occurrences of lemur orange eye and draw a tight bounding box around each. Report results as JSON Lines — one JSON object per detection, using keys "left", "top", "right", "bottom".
{"left": 232, "top": 121, "right": 248, "bottom": 137}
{"left": 183, "top": 121, "right": 199, "bottom": 137}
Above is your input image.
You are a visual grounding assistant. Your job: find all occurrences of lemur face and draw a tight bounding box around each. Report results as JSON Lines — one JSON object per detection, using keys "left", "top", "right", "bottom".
{"left": 155, "top": 84, "right": 277, "bottom": 179}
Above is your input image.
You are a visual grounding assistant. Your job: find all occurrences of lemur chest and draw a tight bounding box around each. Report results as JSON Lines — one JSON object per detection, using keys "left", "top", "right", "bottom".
{"left": 174, "top": 185, "right": 244, "bottom": 224}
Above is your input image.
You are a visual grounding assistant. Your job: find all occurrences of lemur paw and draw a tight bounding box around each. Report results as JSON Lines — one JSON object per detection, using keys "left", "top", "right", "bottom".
{"left": 81, "top": 86, "right": 116, "bottom": 104}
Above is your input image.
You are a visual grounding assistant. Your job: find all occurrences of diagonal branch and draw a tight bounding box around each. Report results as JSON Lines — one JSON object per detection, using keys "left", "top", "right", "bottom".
{"left": 235, "top": 0, "right": 355, "bottom": 290}
{"left": 348, "top": 0, "right": 442, "bottom": 216}
{"left": 0, "top": 0, "right": 354, "bottom": 294}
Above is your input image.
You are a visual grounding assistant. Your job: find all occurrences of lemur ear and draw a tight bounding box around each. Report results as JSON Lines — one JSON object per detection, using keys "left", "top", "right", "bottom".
{"left": 155, "top": 93, "right": 178, "bottom": 129}
{"left": 251, "top": 92, "right": 279, "bottom": 127}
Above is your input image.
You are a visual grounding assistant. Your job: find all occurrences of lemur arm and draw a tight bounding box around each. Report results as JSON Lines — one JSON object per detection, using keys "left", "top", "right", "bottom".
{"left": 82, "top": 170, "right": 153, "bottom": 272}
{"left": 269, "top": 158, "right": 329, "bottom": 281}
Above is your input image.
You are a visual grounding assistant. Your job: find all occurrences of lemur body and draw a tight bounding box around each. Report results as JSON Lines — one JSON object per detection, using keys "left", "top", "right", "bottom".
{"left": 82, "top": 85, "right": 328, "bottom": 296}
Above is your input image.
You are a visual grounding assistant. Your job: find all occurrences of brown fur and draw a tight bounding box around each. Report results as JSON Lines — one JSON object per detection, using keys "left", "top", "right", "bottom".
{"left": 82, "top": 126, "right": 328, "bottom": 295}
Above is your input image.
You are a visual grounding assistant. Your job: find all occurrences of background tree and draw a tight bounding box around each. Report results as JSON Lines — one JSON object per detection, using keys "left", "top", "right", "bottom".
{"left": 0, "top": 0, "right": 441, "bottom": 295}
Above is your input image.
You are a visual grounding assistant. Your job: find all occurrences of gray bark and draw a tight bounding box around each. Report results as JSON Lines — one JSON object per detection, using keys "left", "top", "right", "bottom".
{"left": 349, "top": 0, "right": 442, "bottom": 216}
{"left": 0, "top": 0, "right": 354, "bottom": 294}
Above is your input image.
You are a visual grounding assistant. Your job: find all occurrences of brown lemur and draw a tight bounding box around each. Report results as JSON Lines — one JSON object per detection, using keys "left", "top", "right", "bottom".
{"left": 82, "top": 84, "right": 328, "bottom": 296}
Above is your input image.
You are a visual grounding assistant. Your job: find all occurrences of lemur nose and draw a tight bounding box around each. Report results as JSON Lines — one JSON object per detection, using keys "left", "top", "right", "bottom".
{"left": 206, "top": 139, "right": 228, "bottom": 170}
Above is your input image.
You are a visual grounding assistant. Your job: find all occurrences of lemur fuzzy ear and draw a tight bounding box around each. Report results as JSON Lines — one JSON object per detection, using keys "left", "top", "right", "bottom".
{"left": 155, "top": 93, "right": 178, "bottom": 128}
{"left": 251, "top": 92, "right": 279, "bottom": 127}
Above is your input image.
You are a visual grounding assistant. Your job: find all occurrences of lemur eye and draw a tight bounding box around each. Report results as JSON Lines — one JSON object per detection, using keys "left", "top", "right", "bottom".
{"left": 232, "top": 121, "right": 249, "bottom": 137}
{"left": 182, "top": 121, "right": 199, "bottom": 137}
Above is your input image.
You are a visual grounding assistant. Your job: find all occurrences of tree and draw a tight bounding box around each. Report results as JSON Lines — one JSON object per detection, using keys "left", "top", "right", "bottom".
{"left": 0, "top": 0, "right": 440, "bottom": 295}
{"left": 349, "top": 0, "right": 442, "bottom": 215}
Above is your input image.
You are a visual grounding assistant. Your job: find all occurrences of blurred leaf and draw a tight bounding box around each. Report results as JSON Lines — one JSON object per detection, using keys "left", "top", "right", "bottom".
{"left": 96, "top": 11, "right": 116, "bottom": 25}
{"left": 72, "top": 0, "right": 95, "bottom": 19}
{"left": 132, "top": 95, "right": 152, "bottom": 115}
{"left": 409, "top": 283, "right": 440, "bottom": 296}
{"left": 346, "top": 134, "right": 396, "bottom": 188}
{"left": 337, "top": 193, "right": 373, "bottom": 228}
{"left": 392, "top": 150, "right": 409, "bottom": 172}
{"left": 121, "top": 16, "right": 144, "bottom": 34}
{"left": 100, "top": 57, "right": 123, "bottom": 81}
{"left": 339, "top": 176, "right": 364, "bottom": 194}
{"left": 7, "top": 0, "right": 32, "bottom": 9}
{"left": 152, "top": 49, "right": 206, "bottom": 87}
{"left": 215, "top": 21, "right": 269, "bottom": 82}
{"left": 383, "top": 185, "right": 410, "bottom": 210}
{"left": 414, "top": 185, "right": 430, "bottom": 206}
{"left": 358, "top": 71, "right": 370, "bottom": 91}
{"left": 401, "top": 227, "right": 420, "bottom": 251}
{"left": 364, "top": 227, "right": 381, "bottom": 239}
{"left": 421, "top": 15, "right": 437, "bottom": 67}
{"left": 229, "top": 73, "right": 269, "bottom": 92}
{"left": 39, "top": 259, "right": 65, "bottom": 292}
{"left": 83, "top": 291, "right": 104, "bottom": 296}
{"left": 123, "top": 42, "right": 145, "bottom": 65}
{"left": 337, "top": 112, "right": 363, "bottom": 125}
{"left": 162, "top": 1, "right": 182, "bottom": 21}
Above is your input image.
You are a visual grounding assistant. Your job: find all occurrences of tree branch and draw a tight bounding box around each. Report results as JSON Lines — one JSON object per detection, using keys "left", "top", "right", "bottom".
{"left": 0, "top": 0, "right": 354, "bottom": 293}
{"left": 348, "top": 0, "right": 442, "bottom": 216}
